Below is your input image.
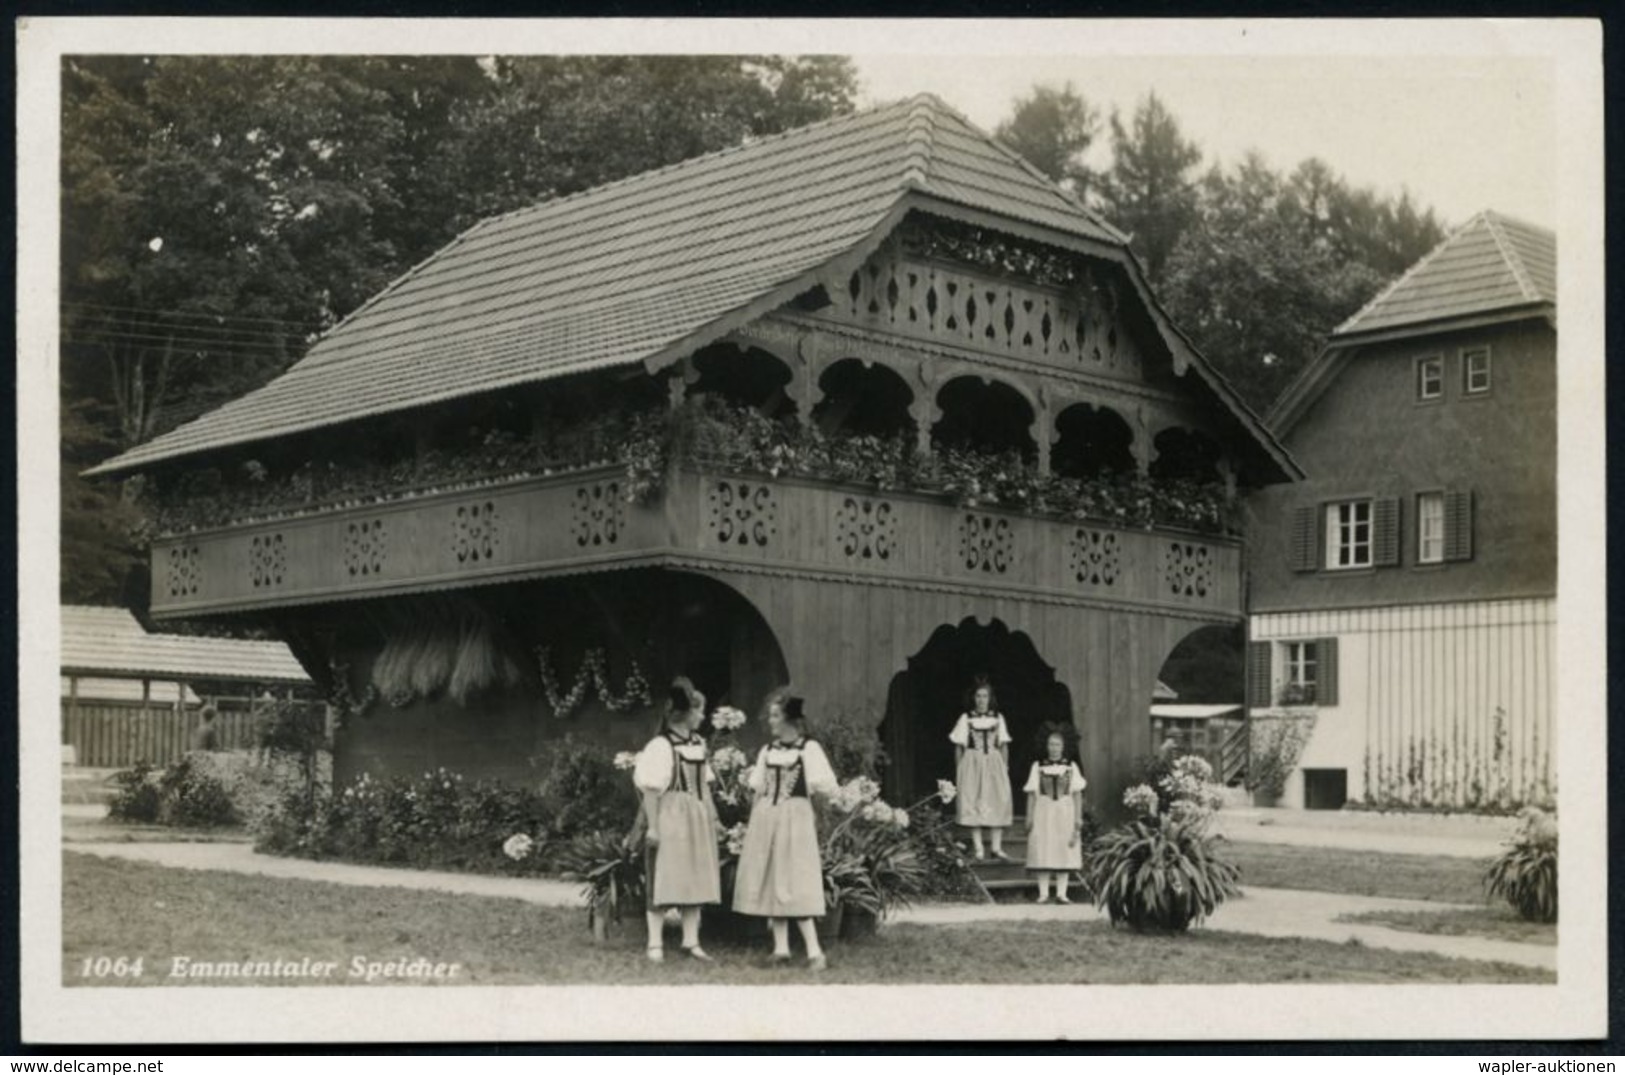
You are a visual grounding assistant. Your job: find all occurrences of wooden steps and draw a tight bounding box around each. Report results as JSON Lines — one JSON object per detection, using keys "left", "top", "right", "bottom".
{"left": 962, "top": 823, "right": 1085, "bottom": 898}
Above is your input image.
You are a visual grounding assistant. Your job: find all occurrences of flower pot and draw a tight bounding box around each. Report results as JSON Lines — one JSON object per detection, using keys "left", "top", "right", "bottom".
{"left": 839, "top": 908, "right": 879, "bottom": 941}
{"left": 814, "top": 904, "right": 844, "bottom": 942}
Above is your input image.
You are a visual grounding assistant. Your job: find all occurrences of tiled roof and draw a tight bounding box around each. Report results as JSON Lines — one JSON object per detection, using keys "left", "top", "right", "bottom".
{"left": 60, "top": 605, "right": 312, "bottom": 684}
{"left": 1333, "top": 211, "right": 1555, "bottom": 337}
{"left": 89, "top": 95, "right": 1124, "bottom": 476}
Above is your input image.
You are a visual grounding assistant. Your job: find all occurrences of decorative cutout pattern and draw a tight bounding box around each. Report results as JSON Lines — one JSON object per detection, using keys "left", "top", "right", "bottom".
{"left": 343, "top": 519, "right": 388, "bottom": 578}
{"left": 165, "top": 544, "right": 202, "bottom": 598}
{"left": 1165, "top": 542, "right": 1213, "bottom": 599}
{"left": 835, "top": 497, "right": 897, "bottom": 562}
{"left": 571, "top": 482, "right": 625, "bottom": 548}
{"left": 709, "top": 482, "right": 777, "bottom": 548}
{"left": 452, "top": 501, "right": 501, "bottom": 565}
{"left": 957, "top": 512, "right": 1013, "bottom": 574}
{"left": 1067, "top": 528, "right": 1120, "bottom": 587}
{"left": 834, "top": 253, "right": 1140, "bottom": 373}
{"left": 249, "top": 533, "right": 286, "bottom": 589}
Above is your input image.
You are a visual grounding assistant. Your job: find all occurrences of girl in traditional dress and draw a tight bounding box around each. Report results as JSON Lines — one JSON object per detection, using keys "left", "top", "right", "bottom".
{"left": 733, "top": 693, "right": 838, "bottom": 971}
{"left": 949, "top": 677, "right": 1014, "bottom": 860}
{"left": 632, "top": 681, "right": 722, "bottom": 962}
{"left": 1024, "top": 730, "right": 1088, "bottom": 904}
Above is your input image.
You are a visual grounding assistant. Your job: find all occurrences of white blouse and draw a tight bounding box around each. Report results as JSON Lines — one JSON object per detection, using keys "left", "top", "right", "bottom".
{"left": 1023, "top": 760, "right": 1087, "bottom": 796}
{"left": 745, "top": 738, "right": 838, "bottom": 798}
{"left": 632, "top": 734, "right": 713, "bottom": 793}
{"left": 948, "top": 712, "right": 1012, "bottom": 748}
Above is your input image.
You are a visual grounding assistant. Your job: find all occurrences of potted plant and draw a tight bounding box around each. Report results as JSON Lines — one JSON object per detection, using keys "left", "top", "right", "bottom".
{"left": 1083, "top": 755, "right": 1240, "bottom": 932}
{"left": 1485, "top": 806, "right": 1557, "bottom": 923}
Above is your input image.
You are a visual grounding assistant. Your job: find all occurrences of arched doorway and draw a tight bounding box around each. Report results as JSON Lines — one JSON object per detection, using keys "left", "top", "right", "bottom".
{"left": 879, "top": 618, "right": 1073, "bottom": 806}
{"left": 1053, "top": 402, "right": 1136, "bottom": 478}
{"left": 1151, "top": 623, "right": 1246, "bottom": 786}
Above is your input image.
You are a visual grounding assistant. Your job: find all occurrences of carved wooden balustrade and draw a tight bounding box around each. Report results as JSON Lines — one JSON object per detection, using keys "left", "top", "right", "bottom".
{"left": 147, "top": 465, "right": 1242, "bottom": 620}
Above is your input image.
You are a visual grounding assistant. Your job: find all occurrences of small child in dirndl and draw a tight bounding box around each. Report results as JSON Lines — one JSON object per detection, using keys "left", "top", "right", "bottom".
{"left": 948, "top": 677, "right": 1014, "bottom": 860}
{"left": 632, "top": 682, "right": 722, "bottom": 962}
{"left": 732, "top": 693, "right": 839, "bottom": 971}
{"left": 1024, "top": 731, "right": 1088, "bottom": 904}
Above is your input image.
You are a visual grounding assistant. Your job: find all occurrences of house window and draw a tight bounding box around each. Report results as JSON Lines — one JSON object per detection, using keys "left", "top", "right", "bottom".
{"left": 1324, "top": 500, "right": 1373, "bottom": 569}
{"left": 1463, "top": 347, "right": 1492, "bottom": 395}
{"left": 1416, "top": 355, "right": 1443, "bottom": 401}
{"left": 1282, "top": 641, "right": 1318, "bottom": 705}
{"left": 1417, "top": 492, "right": 1445, "bottom": 564}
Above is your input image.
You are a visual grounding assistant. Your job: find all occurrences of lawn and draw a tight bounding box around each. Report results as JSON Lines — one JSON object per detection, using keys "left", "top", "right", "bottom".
{"left": 1336, "top": 907, "right": 1557, "bottom": 947}
{"left": 62, "top": 852, "right": 1549, "bottom": 986}
{"left": 1221, "top": 840, "right": 1492, "bottom": 904}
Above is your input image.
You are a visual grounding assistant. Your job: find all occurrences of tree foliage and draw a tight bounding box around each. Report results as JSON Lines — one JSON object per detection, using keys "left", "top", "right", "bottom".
{"left": 993, "top": 84, "right": 1445, "bottom": 413}
{"left": 1097, "top": 92, "right": 1204, "bottom": 288}
{"left": 993, "top": 81, "right": 1100, "bottom": 198}
{"left": 59, "top": 54, "right": 857, "bottom": 604}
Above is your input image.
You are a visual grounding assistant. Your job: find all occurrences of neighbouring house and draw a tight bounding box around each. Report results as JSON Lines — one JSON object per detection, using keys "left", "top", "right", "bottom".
{"left": 86, "top": 96, "right": 1299, "bottom": 813}
{"left": 60, "top": 604, "right": 317, "bottom": 767}
{"left": 1246, "top": 211, "right": 1556, "bottom": 811}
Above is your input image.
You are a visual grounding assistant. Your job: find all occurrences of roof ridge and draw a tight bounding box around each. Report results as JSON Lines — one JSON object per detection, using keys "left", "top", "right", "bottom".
{"left": 1331, "top": 212, "right": 1474, "bottom": 335}
{"left": 475, "top": 96, "right": 920, "bottom": 232}
{"left": 918, "top": 92, "right": 1130, "bottom": 243}
{"left": 900, "top": 94, "right": 939, "bottom": 187}
{"left": 1481, "top": 211, "right": 1543, "bottom": 304}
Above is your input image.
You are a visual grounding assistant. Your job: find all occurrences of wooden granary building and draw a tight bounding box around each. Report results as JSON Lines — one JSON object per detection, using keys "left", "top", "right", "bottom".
{"left": 91, "top": 96, "right": 1299, "bottom": 810}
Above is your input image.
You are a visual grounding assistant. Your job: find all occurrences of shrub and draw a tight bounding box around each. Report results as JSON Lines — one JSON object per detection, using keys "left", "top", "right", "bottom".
{"left": 160, "top": 756, "right": 240, "bottom": 827}
{"left": 535, "top": 736, "right": 641, "bottom": 842}
{"left": 107, "top": 762, "right": 161, "bottom": 823}
{"left": 1247, "top": 714, "right": 1316, "bottom": 801}
{"left": 1485, "top": 807, "right": 1558, "bottom": 923}
{"left": 813, "top": 707, "right": 890, "bottom": 784}
{"left": 902, "top": 799, "right": 987, "bottom": 901}
{"left": 254, "top": 768, "right": 556, "bottom": 876}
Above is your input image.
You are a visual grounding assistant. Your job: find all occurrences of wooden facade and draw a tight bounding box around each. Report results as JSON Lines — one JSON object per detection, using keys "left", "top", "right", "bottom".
{"left": 105, "top": 101, "right": 1300, "bottom": 814}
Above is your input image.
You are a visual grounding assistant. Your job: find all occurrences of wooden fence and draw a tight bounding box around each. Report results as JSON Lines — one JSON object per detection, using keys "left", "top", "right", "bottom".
{"left": 62, "top": 702, "right": 313, "bottom": 769}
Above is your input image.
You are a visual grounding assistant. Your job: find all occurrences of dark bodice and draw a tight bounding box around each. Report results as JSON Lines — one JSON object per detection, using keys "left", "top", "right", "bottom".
{"left": 762, "top": 737, "right": 812, "bottom": 805}
{"left": 1036, "top": 763, "right": 1073, "bottom": 801}
{"left": 965, "top": 714, "right": 1002, "bottom": 753}
{"left": 663, "top": 730, "right": 708, "bottom": 799}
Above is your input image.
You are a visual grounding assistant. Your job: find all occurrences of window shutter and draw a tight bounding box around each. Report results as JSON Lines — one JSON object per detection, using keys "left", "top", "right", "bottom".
{"left": 1246, "top": 641, "right": 1272, "bottom": 708}
{"left": 1317, "top": 637, "right": 1339, "bottom": 706}
{"left": 1373, "top": 497, "right": 1401, "bottom": 566}
{"left": 1290, "top": 506, "right": 1318, "bottom": 572}
{"left": 1444, "top": 490, "right": 1474, "bottom": 561}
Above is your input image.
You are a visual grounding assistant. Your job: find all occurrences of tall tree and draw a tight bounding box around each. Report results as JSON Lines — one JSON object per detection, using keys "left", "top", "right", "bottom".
{"left": 994, "top": 81, "right": 1100, "bottom": 197}
{"left": 1097, "top": 92, "right": 1203, "bottom": 287}
{"left": 1161, "top": 152, "right": 1441, "bottom": 410}
{"left": 60, "top": 54, "right": 860, "bottom": 605}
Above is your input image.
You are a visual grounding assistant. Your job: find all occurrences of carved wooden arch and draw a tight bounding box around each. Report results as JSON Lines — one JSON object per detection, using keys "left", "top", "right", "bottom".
{"left": 798, "top": 333, "right": 926, "bottom": 423}
{"left": 671, "top": 336, "right": 801, "bottom": 413}
{"left": 1048, "top": 391, "right": 1143, "bottom": 471}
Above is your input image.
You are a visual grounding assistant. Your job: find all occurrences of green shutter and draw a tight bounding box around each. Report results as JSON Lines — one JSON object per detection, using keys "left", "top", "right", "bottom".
{"left": 1317, "top": 637, "right": 1339, "bottom": 706}
{"left": 1444, "top": 490, "right": 1474, "bottom": 561}
{"left": 1373, "top": 497, "right": 1401, "bottom": 566}
{"left": 1246, "top": 641, "right": 1272, "bottom": 708}
{"left": 1290, "top": 506, "right": 1318, "bottom": 572}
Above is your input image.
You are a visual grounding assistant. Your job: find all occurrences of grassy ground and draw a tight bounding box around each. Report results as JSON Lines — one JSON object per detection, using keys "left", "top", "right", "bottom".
{"left": 1222, "top": 841, "right": 1491, "bottom": 904}
{"left": 1337, "top": 906, "right": 1557, "bottom": 947}
{"left": 62, "top": 852, "right": 1549, "bottom": 986}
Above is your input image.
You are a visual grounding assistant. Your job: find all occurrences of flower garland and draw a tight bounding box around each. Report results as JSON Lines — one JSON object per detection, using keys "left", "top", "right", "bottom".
{"left": 535, "top": 646, "right": 654, "bottom": 718}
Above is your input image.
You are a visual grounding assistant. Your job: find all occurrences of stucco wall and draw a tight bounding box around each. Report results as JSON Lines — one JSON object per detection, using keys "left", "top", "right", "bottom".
{"left": 1248, "top": 318, "right": 1556, "bottom": 612}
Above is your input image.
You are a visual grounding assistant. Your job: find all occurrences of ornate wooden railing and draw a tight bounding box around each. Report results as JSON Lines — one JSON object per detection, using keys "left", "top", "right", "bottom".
{"left": 147, "top": 464, "right": 1242, "bottom": 619}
